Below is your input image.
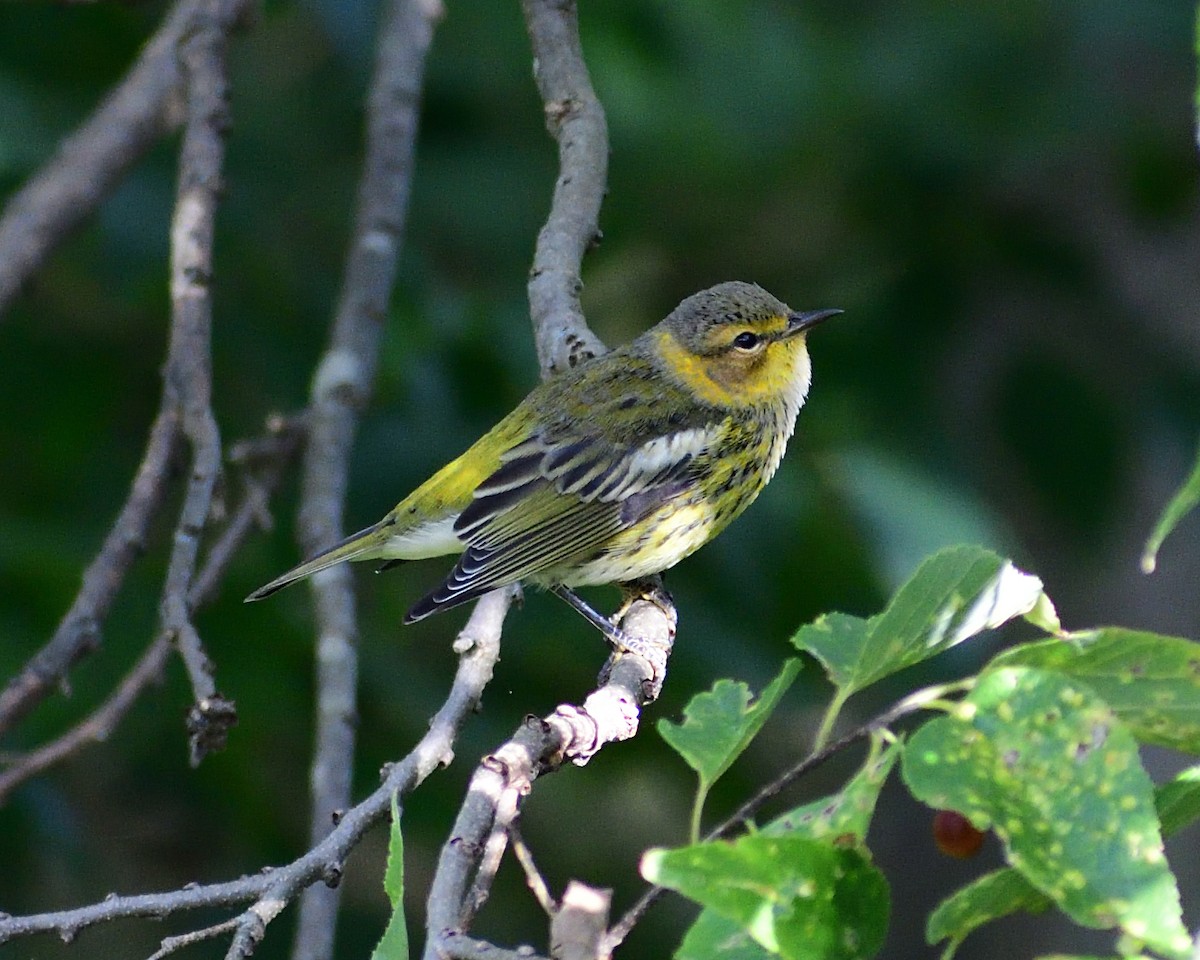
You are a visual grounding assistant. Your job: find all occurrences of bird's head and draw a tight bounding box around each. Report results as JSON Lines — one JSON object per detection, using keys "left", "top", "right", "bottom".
{"left": 652, "top": 281, "right": 841, "bottom": 410}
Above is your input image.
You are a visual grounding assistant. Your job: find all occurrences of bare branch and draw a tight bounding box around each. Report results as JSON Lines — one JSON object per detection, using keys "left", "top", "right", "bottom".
{"left": 0, "top": 587, "right": 513, "bottom": 951}
{"left": 0, "top": 419, "right": 302, "bottom": 806}
{"left": 520, "top": 0, "right": 610, "bottom": 377}
{"left": 0, "top": 408, "right": 180, "bottom": 738}
{"left": 423, "top": 596, "right": 674, "bottom": 960}
{"left": 159, "top": 0, "right": 241, "bottom": 766}
{"left": 0, "top": 0, "right": 205, "bottom": 318}
{"left": 550, "top": 882, "right": 610, "bottom": 960}
{"left": 0, "top": 0, "right": 257, "bottom": 744}
{"left": 509, "top": 821, "right": 557, "bottom": 916}
{"left": 0, "top": 635, "right": 172, "bottom": 806}
{"left": 288, "top": 1, "right": 442, "bottom": 958}
{"left": 437, "top": 931, "right": 551, "bottom": 960}
{"left": 148, "top": 917, "right": 242, "bottom": 960}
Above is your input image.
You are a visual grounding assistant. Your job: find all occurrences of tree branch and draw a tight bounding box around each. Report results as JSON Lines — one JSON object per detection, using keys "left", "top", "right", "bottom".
{"left": 0, "top": 0, "right": 215, "bottom": 318}
{"left": 520, "top": 0, "right": 610, "bottom": 377}
{"left": 0, "top": 409, "right": 180, "bottom": 738}
{"left": 0, "top": 417, "right": 303, "bottom": 806}
{"left": 288, "top": 1, "right": 442, "bottom": 958}
{"left": 0, "top": 586, "right": 514, "bottom": 952}
{"left": 159, "top": 0, "right": 242, "bottom": 767}
{"left": 423, "top": 595, "right": 674, "bottom": 959}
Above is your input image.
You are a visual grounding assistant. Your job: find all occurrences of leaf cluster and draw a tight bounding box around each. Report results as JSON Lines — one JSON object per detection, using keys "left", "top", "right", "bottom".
{"left": 635, "top": 545, "right": 1200, "bottom": 960}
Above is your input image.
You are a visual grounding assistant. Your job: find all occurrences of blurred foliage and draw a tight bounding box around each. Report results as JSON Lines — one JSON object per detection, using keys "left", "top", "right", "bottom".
{"left": 1, "top": 0, "right": 1199, "bottom": 958}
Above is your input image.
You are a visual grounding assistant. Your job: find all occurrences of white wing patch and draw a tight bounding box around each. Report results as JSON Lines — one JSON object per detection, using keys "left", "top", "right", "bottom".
{"left": 381, "top": 514, "right": 464, "bottom": 560}
{"left": 594, "top": 427, "right": 716, "bottom": 502}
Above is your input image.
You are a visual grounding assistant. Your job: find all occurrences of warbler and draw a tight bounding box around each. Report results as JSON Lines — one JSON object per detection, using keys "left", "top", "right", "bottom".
{"left": 246, "top": 282, "right": 839, "bottom": 635}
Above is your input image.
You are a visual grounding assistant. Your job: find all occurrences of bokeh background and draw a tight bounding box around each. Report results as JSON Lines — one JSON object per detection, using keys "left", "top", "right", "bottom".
{"left": 1, "top": 1, "right": 1198, "bottom": 957}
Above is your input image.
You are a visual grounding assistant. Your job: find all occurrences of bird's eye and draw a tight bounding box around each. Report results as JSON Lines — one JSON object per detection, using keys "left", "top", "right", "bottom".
{"left": 732, "top": 331, "right": 760, "bottom": 350}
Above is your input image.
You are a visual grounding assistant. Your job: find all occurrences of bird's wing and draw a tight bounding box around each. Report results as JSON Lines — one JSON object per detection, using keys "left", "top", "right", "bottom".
{"left": 403, "top": 424, "right": 718, "bottom": 621}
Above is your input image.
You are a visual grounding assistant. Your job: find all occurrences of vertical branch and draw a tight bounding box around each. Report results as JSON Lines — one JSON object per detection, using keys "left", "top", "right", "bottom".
{"left": 160, "top": 0, "right": 239, "bottom": 765}
{"left": 289, "top": 1, "right": 442, "bottom": 957}
{"left": 521, "top": 0, "right": 610, "bottom": 377}
{"left": 0, "top": 0, "right": 205, "bottom": 319}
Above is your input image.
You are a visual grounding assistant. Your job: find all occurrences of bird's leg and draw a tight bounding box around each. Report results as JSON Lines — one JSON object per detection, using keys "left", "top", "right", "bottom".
{"left": 613, "top": 574, "right": 673, "bottom": 623}
{"left": 551, "top": 584, "right": 627, "bottom": 648}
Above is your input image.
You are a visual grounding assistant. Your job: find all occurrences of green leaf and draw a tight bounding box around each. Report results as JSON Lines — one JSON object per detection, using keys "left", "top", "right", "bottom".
{"left": 677, "top": 911, "right": 776, "bottom": 960}
{"left": 793, "top": 546, "right": 1049, "bottom": 699}
{"left": 677, "top": 736, "right": 899, "bottom": 959}
{"left": 765, "top": 733, "right": 900, "bottom": 843}
{"left": 643, "top": 834, "right": 888, "bottom": 960}
{"left": 1156, "top": 764, "right": 1200, "bottom": 837}
{"left": 370, "top": 792, "right": 408, "bottom": 960}
{"left": 991, "top": 629, "right": 1200, "bottom": 753}
{"left": 1143, "top": 441, "right": 1200, "bottom": 573}
{"left": 926, "top": 765, "right": 1200, "bottom": 956}
{"left": 902, "top": 667, "right": 1190, "bottom": 960}
{"left": 660, "top": 660, "right": 802, "bottom": 839}
{"left": 926, "top": 868, "right": 1051, "bottom": 957}
{"left": 660, "top": 660, "right": 803, "bottom": 786}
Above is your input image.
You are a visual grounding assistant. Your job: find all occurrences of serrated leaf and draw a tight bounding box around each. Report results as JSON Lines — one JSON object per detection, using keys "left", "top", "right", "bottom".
{"left": 643, "top": 835, "right": 888, "bottom": 960}
{"left": 659, "top": 660, "right": 802, "bottom": 789}
{"left": 992, "top": 630, "right": 1200, "bottom": 753}
{"left": 926, "top": 766, "right": 1200, "bottom": 956}
{"left": 1142, "top": 441, "right": 1200, "bottom": 573}
{"left": 370, "top": 792, "right": 408, "bottom": 960}
{"left": 926, "top": 868, "right": 1050, "bottom": 956}
{"left": 793, "top": 546, "right": 1047, "bottom": 698}
{"left": 765, "top": 733, "right": 900, "bottom": 843}
{"left": 902, "top": 667, "right": 1190, "bottom": 960}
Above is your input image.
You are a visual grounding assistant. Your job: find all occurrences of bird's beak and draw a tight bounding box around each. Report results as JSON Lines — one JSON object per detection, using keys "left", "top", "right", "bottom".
{"left": 784, "top": 308, "right": 843, "bottom": 338}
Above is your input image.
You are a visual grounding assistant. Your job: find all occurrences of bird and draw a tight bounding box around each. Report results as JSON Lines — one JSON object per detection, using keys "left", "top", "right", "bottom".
{"left": 246, "top": 281, "right": 839, "bottom": 641}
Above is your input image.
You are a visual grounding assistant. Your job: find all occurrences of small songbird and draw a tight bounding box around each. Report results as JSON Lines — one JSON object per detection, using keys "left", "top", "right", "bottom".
{"left": 246, "top": 282, "right": 839, "bottom": 637}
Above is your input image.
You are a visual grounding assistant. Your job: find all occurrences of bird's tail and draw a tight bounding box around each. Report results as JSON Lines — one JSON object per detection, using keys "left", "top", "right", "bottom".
{"left": 244, "top": 522, "right": 386, "bottom": 601}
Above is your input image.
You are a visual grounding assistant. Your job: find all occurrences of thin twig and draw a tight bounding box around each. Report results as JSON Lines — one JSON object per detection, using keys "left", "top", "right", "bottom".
{"left": 520, "top": 0, "right": 610, "bottom": 376}
{"left": 159, "top": 0, "right": 238, "bottom": 767}
{"left": 288, "top": 1, "right": 442, "bottom": 958}
{"left": 0, "top": 587, "right": 514, "bottom": 951}
{"left": 0, "top": 0, "right": 206, "bottom": 318}
{"left": 0, "top": 409, "right": 180, "bottom": 738}
{"left": 509, "top": 820, "right": 557, "bottom": 916}
{"left": 422, "top": 595, "right": 674, "bottom": 960}
{"left": 0, "top": 635, "right": 172, "bottom": 806}
{"left": 0, "top": 419, "right": 303, "bottom": 806}
{"left": 147, "top": 917, "right": 243, "bottom": 960}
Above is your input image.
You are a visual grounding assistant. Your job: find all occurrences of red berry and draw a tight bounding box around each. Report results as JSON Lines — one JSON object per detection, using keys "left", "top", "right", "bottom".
{"left": 932, "top": 810, "right": 985, "bottom": 858}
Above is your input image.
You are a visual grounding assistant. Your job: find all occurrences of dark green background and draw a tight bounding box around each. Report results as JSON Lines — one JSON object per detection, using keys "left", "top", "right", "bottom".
{"left": 1, "top": 1, "right": 1198, "bottom": 957}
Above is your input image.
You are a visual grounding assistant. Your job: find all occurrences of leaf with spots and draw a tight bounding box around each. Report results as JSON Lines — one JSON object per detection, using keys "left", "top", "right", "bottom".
{"left": 991, "top": 629, "right": 1200, "bottom": 753}
{"left": 643, "top": 834, "right": 888, "bottom": 960}
{"left": 659, "top": 659, "right": 802, "bottom": 841}
{"left": 926, "top": 765, "right": 1200, "bottom": 958}
{"left": 675, "top": 736, "right": 899, "bottom": 960}
{"left": 763, "top": 732, "right": 900, "bottom": 843}
{"left": 902, "top": 667, "right": 1190, "bottom": 960}
{"left": 792, "top": 546, "right": 1050, "bottom": 700}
